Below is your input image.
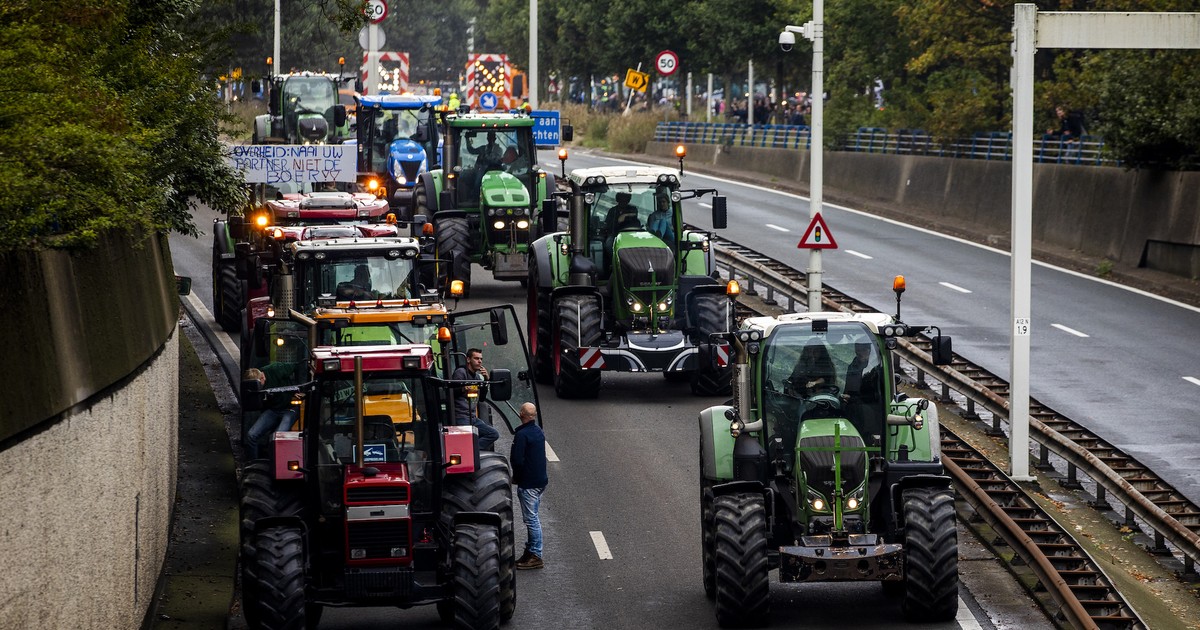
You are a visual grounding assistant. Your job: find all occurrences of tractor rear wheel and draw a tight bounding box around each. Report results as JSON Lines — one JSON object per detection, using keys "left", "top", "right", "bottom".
{"left": 212, "top": 226, "right": 241, "bottom": 332}
{"left": 701, "top": 484, "right": 717, "bottom": 600}
{"left": 415, "top": 179, "right": 432, "bottom": 217}
{"left": 451, "top": 522, "right": 502, "bottom": 630}
{"left": 690, "top": 293, "right": 733, "bottom": 396}
{"left": 900, "top": 487, "right": 959, "bottom": 622}
{"left": 552, "top": 294, "right": 602, "bottom": 399}
{"left": 436, "top": 216, "right": 472, "bottom": 298}
{"left": 249, "top": 525, "right": 308, "bottom": 629}
{"left": 238, "top": 461, "right": 305, "bottom": 628}
{"left": 527, "top": 257, "right": 553, "bottom": 384}
{"left": 713, "top": 493, "right": 770, "bottom": 628}
{"left": 440, "top": 452, "right": 516, "bottom": 621}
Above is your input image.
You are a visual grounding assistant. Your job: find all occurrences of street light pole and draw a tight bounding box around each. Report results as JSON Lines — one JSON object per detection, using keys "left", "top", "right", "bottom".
{"left": 781, "top": 4, "right": 824, "bottom": 312}
{"left": 529, "top": 0, "right": 538, "bottom": 108}
{"left": 273, "top": 0, "right": 281, "bottom": 75}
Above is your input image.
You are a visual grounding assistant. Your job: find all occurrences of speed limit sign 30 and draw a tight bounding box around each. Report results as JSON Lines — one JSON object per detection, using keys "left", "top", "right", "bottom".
{"left": 655, "top": 50, "right": 678, "bottom": 76}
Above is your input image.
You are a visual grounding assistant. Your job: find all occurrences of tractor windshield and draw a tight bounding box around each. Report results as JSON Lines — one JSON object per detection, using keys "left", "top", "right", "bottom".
{"left": 584, "top": 183, "right": 678, "bottom": 268}
{"left": 283, "top": 76, "right": 336, "bottom": 120}
{"left": 313, "top": 374, "right": 437, "bottom": 513}
{"left": 295, "top": 255, "right": 419, "bottom": 307}
{"left": 760, "top": 322, "right": 887, "bottom": 445}
{"left": 452, "top": 127, "right": 534, "bottom": 206}
{"left": 365, "top": 108, "right": 431, "bottom": 172}
{"left": 318, "top": 321, "right": 442, "bottom": 348}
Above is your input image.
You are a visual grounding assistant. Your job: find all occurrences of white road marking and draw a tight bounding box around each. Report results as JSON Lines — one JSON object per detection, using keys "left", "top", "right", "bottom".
{"left": 699, "top": 202, "right": 712, "bottom": 208}
{"left": 1051, "top": 323, "right": 1090, "bottom": 338}
{"left": 589, "top": 531, "right": 613, "bottom": 560}
{"left": 844, "top": 249, "right": 872, "bottom": 260}
{"left": 956, "top": 597, "right": 983, "bottom": 630}
{"left": 184, "top": 292, "right": 240, "bottom": 359}
{"left": 545, "top": 442, "right": 560, "bottom": 462}
{"left": 765, "top": 223, "right": 789, "bottom": 232}
{"left": 1183, "top": 376, "right": 1200, "bottom": 388}
{"left": 939, "top": 281, "right": 972, "bottom": 294}
{"left": 592, "top": 153, "right": 1200, "bottom": 314}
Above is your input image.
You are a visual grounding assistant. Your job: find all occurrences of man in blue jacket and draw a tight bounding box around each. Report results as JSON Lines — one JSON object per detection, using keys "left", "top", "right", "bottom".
{"left": 511, "top": 401, "right": 547, "bottom": 569}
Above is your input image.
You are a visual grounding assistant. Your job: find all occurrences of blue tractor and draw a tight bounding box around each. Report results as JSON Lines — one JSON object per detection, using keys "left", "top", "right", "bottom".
{"left": 355, "top": 94, "right": 443, "bottom": 220}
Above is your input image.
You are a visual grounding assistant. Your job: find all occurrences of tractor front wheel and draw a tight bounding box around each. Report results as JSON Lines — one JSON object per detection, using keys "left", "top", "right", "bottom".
{"left": 440, "top": 452, "right": 516, "bottom": 621}
{"left": 552, "top": 294, "right": 602, "bottom": 399}
{"left": 713, "top": 493, "right": 770, "bottom": 628}
{"left": 451, "top": 522, "right": 503, "bottom": 630}
{"left": 900, "top": 487, "right": 959, "bottom": 622}
{"left": 248, "top": 525, "right": 308, "bottom": 629}
{"left": 238, "top": 461, "right": 305, "bottom": 629}
{"left": 436, "top": 216, "right": 472, "bottom": 298}
{"left": 701, "top": 484, "right": 717, "bottom": 600}
{"left": 690, "top": 293, "right": 733, "bottom": 396}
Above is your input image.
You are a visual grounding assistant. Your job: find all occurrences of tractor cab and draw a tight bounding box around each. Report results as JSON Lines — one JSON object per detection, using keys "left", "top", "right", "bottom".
{"left": 255, "top": 71, "right": 349, "bottom": 145}
{"left": 356, "top": 94, "right": 443, "bottom": 215}
{"left": 447, "top": 123, "right": 536, "bottom": 209}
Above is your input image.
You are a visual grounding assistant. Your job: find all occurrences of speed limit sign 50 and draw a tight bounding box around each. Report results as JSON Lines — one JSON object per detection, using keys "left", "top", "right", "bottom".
{"left": 655, "top": 50, "right": 678, "bottom": 76}
{"left": 365, "top": 0, "right": 388, "bottom": 24}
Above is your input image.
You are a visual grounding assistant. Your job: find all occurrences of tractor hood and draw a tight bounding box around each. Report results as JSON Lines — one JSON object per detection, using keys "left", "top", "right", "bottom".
{"left": 797, "top": 417, "right": 868, "bottom": 505}
{"left": 615, "top": 235, "right": 675, "bottom": 289}
{"left": 479, "top": 171, "right": 530, "bottom": 207}
{"left": 388, "top": 139, "right": 427, "bottom": 187}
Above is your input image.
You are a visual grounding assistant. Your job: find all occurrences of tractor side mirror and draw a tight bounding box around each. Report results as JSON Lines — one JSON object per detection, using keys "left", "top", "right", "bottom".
{"left": 540, "top": 199, "right": 556, "bottom": 233}
{"left": 439, "top": 189, "right": 454, "bottom": 211}
{"left": 490, "top": 308, "right": 509, "bottom": 346}
{"left": 561, "top": 122, "right": 574, "bottom": 142}
{"left": 413, "top": 125, "right": 430, "bottom": 143}
{"left": 354, "top": 78, "right": 364, "bottom": 93}
{"left": 229, "top": 215, "right": 247, "bottom": 241}
{"left": 711, "top": 196, "right": 728, "bottom": 229}
{"left": 411, "top": 214, "right": 427, "bottom": 237}
{"left": 333, "top": 104, "right": 347, "bottom": 127}
{"left": 251, "top": 79, "right": 262, "bottom": 94}
{"left": 489, "top": 368, "right": 513, "bottom": 401}
{"left": 175, "top": 275, "right": 192, "bottom": 296}
{"left": 931, "top": 335, "right": 953, "bottom": 365}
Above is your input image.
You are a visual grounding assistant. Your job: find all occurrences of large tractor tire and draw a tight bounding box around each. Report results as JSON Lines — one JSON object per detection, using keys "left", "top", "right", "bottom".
{"left": 900, "top": 487, "right": 959, "bottom": 622}
{"left": 248, "top": 525, "right": 308, "bottom": 630}
{"left": 690, "top": 293, "right": 733, "bottom": 397}
{"left": 701, "top": 484, "right": 717, "bottom": 601}
{"left": 436, "top": 216, "right": 473, "bottom": 298}
{"left": 713, "top": 493, "right": 770, "bottom": 628}
{"left": 552, "top": 294, "right": 602, "bottom": 399}
{"left": 238, "top": 461, "right": 306, "bottom": 629}
{"left": 440, "top": 452, "right": 516, "bottom": 622}
{"left": 526, "top": 257, "right": 553, "bottom": 384}
{"left": 450, "top": 522, "right": 503, "bottom": 630}
{"left": 212, "top": 225, "right": 242, "bottom": 333}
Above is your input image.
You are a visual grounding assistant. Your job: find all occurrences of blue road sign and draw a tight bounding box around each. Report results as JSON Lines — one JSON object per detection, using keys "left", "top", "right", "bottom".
{"left": 531, "top": 110, "right": 561, "bottom": 148}
{"left": 479, "top": 92, "right": 499, "bottom": 111}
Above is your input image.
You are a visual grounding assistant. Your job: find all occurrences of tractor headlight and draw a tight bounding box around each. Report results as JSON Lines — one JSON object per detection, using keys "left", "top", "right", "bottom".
{"left": 632, "top": 302, "right": 643, "bottom": 313}
{"left": 845, "top": 485, "right": 866, "bottom": 511}
{"left": 626, "top": 297, "right": 644, "bottom": 313}
{"left": 516, "top": 219, "right": 530, "bottom": 229}
{"left": 493, "top": 220, "right": 505, "bottom": 230}
{"left": 657, "top": 301, "right": 669, "bottom": 312}
{"left": 807, "top": 488, "right": 829, "bottom": 513}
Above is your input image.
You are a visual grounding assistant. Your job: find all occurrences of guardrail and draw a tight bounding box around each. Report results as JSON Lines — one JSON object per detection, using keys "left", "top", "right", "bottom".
{"left": 655, "top": 122, "right": 1114, "bottom": 166}
{"left": 700, "top": 225, "right": 1200, "bottom": 581}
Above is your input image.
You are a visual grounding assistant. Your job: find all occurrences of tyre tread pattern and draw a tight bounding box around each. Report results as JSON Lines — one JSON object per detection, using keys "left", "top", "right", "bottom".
{"left": 713, "top": 493, "right": 770, "bottom": 627}
{"left": 250, "top": 526, "right": 307, "bottom": 629}
{"left": 552, "top": 294, "right": 602, "bottom": 399}
{"left": 901, "top": 487, "right": 959, "bottom": 622}
{"left": 451, "top": 523, "right": 502, "bottom": 630}
{"left": 690, "top": 293, "right": 733, "bottom": 396}
{"left": 439, "top": 453, "right": 516, "bottom": 621}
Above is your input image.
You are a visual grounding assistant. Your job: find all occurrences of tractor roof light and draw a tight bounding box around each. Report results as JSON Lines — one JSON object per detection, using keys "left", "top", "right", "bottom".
{"left": 449, "top": 280, "right": 464, "bottom": 297}
{"left": 675, "top": 145, "right": 687, "bottom": 158}
{"left": 255, "top": 214, "right": 269, "bottom": 228}
{"left": 272, "top": 228, "right": 284, "bottom": 240}
{"left": 437, "top": 326, "right": 452, "bottom": 342}
{"left": 386, "top": 213, "right": 397, "bottom": 225}
{"left": 726, "top": 280, "right": 741, "bottom": 297}
{"left": 893, "top": 275, "right": 907, "bottom": 293}
{"left": 422, "top": 223, "right": 435, "bottom": 236}
{"left": 558, "top": 148, "right": 568, "bottom": 161}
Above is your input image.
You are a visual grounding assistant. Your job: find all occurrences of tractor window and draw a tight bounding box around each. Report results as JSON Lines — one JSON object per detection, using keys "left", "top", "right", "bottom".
{"left": 454, "top": 127, "right": 531, "bottom": 206}
{"left": 320, "top": 321, "right": 441, "bottom": 348}
{"left": 297, "top": 256, "right": 418, "bottom": 306}
{"left": 313, "top": 375, "right": 436, "bottom": 514}
{"left": 283, "top": 77, "right": 336, "bottom": 120}
{"left": 585, "top": 183, "right": 674, "bottom": 269}
{"left": 368, "top": 109, "right": 425, "bottom": 172}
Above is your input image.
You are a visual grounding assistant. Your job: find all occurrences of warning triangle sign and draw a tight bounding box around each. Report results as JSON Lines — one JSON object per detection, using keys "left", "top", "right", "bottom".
{"left": 797, "top": 212, "right": 838, "bottom": 249}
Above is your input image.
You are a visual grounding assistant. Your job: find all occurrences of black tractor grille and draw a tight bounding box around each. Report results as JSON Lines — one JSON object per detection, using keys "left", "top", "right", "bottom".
{"left": 348, "top": 520, "right": 411, "bottom": 559}
{"left": 347, "top": 485, "right": 409, "bottom": 504}
{"left": 799, "top": 435, "right": 867, "bottom": 497}
{"left": 345, "top": 567, "right": 414, "bottom": 599}
{"left": 617, "top": 247, "right": 675, "bottom": 288}
{"left": 399, "top": 159, "right": 421, "bottom": 184}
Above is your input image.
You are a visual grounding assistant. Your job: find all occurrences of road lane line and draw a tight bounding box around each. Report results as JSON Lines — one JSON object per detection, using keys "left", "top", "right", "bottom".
{"left": 939, "top": 282, "right": 972, "bottom": 294}
{"left": 590, "top": 152, "right": 1200, "bottom": 314}
{"left": 765, "top": 223, "right": 789, "bottom": 232}
{"left": 185, "top": 292, "right": 240, "bottom": 359}
{"left": 844, "top": 249, "right": 872, "bottom": 259}
{"left": 956, "top": 597, "right": 983, "bottom": 630}
{"left": 1051, "top": 323, "right": 1090, "bottom": 338}
{"left": 589, "top": 531, "right": 613, "bottom": 560}
{"left": 545, "top": 442, "right": 560, "bottom": 462}
{"left": 699, "top": 202, "right": 712, "bottom": 208}
{"left": 1184, "top": 376, "right": 1200, "bottom": 388}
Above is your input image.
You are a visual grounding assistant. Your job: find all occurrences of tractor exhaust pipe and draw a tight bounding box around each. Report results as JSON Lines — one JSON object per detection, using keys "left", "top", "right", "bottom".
{"left": 355, "top": 356, "right": 365, "bottom": 466}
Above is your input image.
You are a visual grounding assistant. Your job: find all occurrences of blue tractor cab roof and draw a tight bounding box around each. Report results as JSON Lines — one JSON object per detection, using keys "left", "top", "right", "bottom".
{"left": 358, "top": 94, "right": 443, "bottom": 110}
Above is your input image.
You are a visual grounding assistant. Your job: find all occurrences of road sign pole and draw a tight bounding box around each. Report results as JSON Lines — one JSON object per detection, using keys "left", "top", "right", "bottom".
{"left": 625, "top": 62, "right": 641, "bottom": 114}
{"left": 273, "top": 0, "right": 281, "bottom": 75}
{"left": 706, "top": 73, "right": 713, "bottom": 122}
{"left": 529, "top": 0, "right": 538, "bottom": 108}
{"left": 808, "top": 0, "right": 824, "bottom": 313}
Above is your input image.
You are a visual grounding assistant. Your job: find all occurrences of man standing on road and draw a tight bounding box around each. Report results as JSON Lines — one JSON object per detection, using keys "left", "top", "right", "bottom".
{"left": 511, "top": 402, "right": 547, "bottom": 569}
{"left": 451, "top": 348, "right": 500, "bottom": 451}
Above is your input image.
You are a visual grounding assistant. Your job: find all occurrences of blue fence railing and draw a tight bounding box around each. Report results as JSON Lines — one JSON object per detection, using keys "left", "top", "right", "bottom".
{"left": 653, "top": 122, "right": 1112, "bottom": 166}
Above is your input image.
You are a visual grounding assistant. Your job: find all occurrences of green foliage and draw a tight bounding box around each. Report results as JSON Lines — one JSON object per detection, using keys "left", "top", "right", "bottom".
{"left": 0, "top": 1, "right": 247, "bottom": 251}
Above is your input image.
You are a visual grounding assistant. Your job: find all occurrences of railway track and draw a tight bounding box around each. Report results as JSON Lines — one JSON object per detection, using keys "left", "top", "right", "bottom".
{"left": 694, "top": 225, "right": 1185, "bottom": 629}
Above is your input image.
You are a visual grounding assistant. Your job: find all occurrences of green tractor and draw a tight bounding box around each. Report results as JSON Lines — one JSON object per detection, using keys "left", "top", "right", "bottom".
{"left": 254, "top": 71, "right": 352, "bottom": 145}
{"left": 413, "top": 111, "right": 568, "bottom": 296}
{"left": 698, "top": 279, "right": 958, "bottom": 626}
{"left": 527, "top": 164, "right": 736, "bottom": 399}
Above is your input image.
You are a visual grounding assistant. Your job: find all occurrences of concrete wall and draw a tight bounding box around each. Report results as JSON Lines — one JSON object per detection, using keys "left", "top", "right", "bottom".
{"left": 649, "top": 142, "right": 1200, "bottom": 279}
{"left": 0, "top": 232, "right": 180, "bottom": 628}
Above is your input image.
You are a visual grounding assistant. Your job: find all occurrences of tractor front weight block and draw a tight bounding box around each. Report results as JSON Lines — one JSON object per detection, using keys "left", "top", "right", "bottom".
{"left": 779, "top": 534, "right": 904, "bottom": 583}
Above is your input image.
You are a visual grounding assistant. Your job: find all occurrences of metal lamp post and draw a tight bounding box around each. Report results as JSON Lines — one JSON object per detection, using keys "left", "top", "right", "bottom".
{"left": 781, "top": 5, "right": 824, "bottom": 313}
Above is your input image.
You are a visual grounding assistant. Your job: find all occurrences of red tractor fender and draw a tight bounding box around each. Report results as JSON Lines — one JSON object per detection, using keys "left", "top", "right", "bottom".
{"left": 442, "top": 426, "right": 478, "bottom": 474}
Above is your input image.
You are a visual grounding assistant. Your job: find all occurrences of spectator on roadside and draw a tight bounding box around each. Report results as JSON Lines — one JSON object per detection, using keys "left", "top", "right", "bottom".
{"left": 243, "top": 365, "right": 300, "bottom": 460}
{"left": 451, "top": 348, "right": 500, "bottom": 451}
{"left": 1048, "top": 105, "right": 1085, "bottom": 141}
{"left": 511, "top": 401, "right": 547, "bottom": 570}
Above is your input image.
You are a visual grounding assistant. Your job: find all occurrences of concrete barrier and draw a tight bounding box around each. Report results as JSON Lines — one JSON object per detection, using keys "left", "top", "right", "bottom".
{"left": 648, "top": 141, "right": 1200, "bottom": 279}
{"left": 0, "top": 232, "right": 180, "bottom": 628}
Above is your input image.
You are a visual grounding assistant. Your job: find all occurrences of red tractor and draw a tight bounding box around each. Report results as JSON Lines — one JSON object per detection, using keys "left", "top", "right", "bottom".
{"left": 239, "top": 304, "right": 536, "bottom": 629}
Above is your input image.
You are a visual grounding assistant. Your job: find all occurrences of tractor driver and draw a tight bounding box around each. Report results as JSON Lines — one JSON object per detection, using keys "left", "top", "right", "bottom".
{"left": 786, "top": 341, "right": 838, "bottom": 399}
{"left": 336, "top": 264, "right": 374, "bottom": 300}
{"left": 467, "top": 130, "right": 505, "bottom": 172}
{"left": 610, "top": 192, "right": 641, "bottom": 231}
{"left": 647, "top": 188, "right": 675, "bottom": 243}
